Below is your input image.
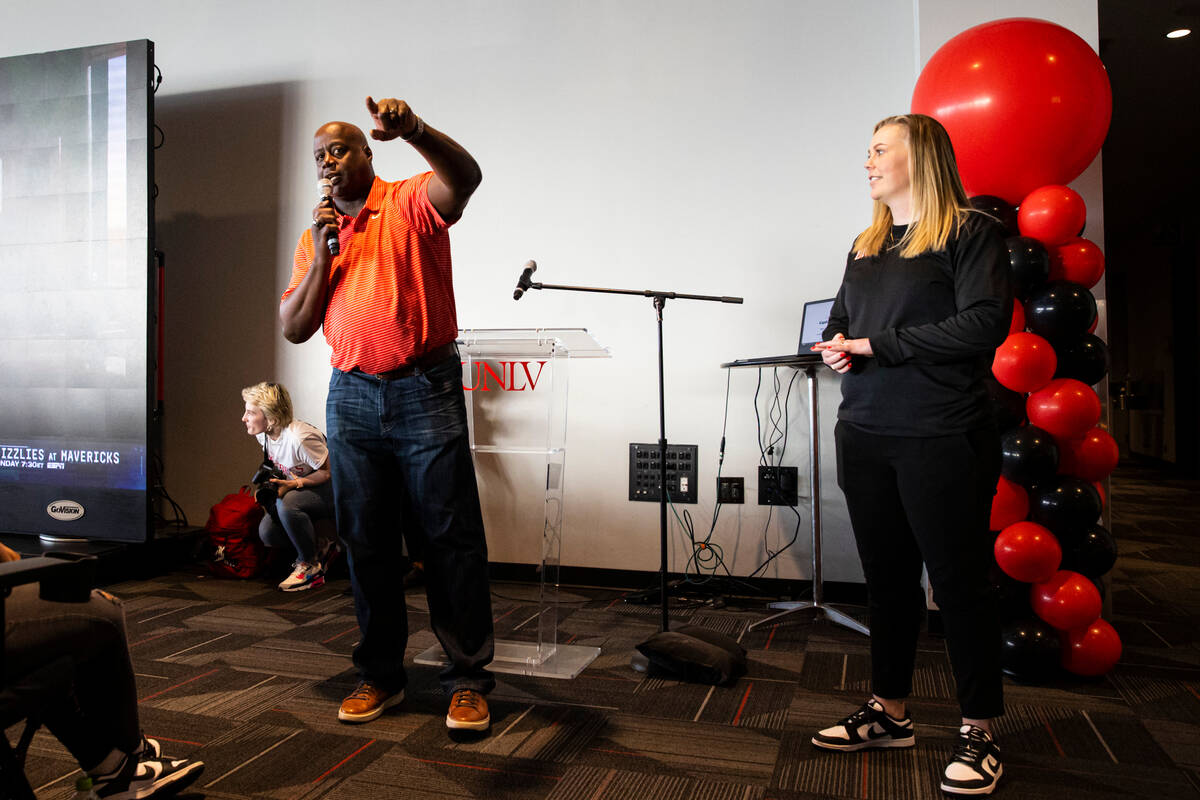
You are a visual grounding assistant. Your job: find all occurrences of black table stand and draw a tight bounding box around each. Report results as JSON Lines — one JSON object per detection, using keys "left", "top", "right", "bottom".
{"left": 515, "top": 265, "right": 742, "bottom": 632}
{"left": 721, "top": 359, "right": 868, "bottom": 636}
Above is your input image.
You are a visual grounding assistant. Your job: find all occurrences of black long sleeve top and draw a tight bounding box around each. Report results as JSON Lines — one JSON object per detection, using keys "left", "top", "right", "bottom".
{"left": 823, "top": 212, "right": 1012, "bottom": 437}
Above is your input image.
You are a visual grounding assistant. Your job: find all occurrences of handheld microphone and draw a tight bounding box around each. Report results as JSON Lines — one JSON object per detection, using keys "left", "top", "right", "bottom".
{"left": 317, "top": 179, "right": 339, "bottom": 256}
{"left": 513, "top": 260, "right": 537, "bottom": 300}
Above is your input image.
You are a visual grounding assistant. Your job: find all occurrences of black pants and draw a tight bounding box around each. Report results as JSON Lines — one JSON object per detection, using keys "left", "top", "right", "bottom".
{"left": 3, "top": 586, "right": 140, "bottom": 770}
{"left": 835, "top": 421, "right": 1003, "bottom": 720}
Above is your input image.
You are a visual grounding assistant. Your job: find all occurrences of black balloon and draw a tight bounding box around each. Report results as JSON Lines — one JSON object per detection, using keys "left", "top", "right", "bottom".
{"left": 1060, "top": 523, "right": 1118, "bottom": 578}
{"left": 1001, "top": 618, "right": 1062, "bottom": 683}
{"left": 985, "top": 376, "right": 1028, "bottom": 430}
{"left": 1030, "top": 477, "right": 1103, "bottom": 538}
{"left": 972, "top": 195, "right": 1019, "bottom": 236}
{"left": 1001, "top": 425, "right": 1059, "bottom": 487}
{"left": 1025, "top": 281, "right": 1098, "bottom": 344}
{"left": 1054, "top": 333, "right": 1109, "bottom": 386}
{"left": 990, "top": 562, "right": 1033, "bottom": 621}
{"left": 1007, "top": 236, "right": 1051, "bottom": 299}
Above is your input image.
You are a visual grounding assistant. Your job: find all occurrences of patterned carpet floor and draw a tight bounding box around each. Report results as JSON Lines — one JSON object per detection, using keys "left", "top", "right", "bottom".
{"left": 12, "top": 461, "right": 1200, "bottom": 799}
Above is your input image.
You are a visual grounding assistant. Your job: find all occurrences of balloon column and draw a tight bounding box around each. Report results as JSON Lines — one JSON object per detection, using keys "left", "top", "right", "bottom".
{"left": 913, "top": 18, "right": 1120, "bottom": 681}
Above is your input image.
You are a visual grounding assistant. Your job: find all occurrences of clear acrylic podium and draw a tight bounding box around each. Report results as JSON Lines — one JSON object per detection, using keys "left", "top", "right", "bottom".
{"left": 413, "top": 328, "right": 610, "bottom": 679}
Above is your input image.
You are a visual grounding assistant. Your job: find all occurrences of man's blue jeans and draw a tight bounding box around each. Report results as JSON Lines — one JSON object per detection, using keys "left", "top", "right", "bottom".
{"left": 326, "top": 353, "right": 494, "bottom": 694}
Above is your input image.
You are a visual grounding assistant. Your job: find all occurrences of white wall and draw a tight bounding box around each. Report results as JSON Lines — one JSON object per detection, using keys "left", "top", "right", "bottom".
{"left": 1, "top": 0, "right": 1099, "bottom": 582}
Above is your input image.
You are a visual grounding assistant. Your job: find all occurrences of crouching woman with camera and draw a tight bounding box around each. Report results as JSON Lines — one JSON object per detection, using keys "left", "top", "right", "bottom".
{"left": 241, "top": 382, "right": 337, "bottom": 591}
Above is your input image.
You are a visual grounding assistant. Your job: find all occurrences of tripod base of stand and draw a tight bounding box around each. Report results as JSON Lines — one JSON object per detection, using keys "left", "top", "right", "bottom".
{"left": 748, "top": 600, "right": 869, "bottom": 635}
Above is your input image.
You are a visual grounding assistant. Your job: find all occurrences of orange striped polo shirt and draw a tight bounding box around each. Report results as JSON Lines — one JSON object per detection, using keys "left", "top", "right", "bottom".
{"left": 283, "top": 173, "right": 457, "bottom": 373}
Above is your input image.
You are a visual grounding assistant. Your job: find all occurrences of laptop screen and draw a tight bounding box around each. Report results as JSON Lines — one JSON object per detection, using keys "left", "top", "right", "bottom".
{"left": 798, "top": 298, "right": 836, "bottom": 350}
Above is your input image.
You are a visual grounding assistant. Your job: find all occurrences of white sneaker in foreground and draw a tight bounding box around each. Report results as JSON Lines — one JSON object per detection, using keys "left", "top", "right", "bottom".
{"left": 941, "top": 724, "right": 1002, "bottom": 796}
{"left": 811, "top": 698, "right": 915, "bottom": 751}
{"left": 91, "top": 753, "right": 204, "bottom": 800}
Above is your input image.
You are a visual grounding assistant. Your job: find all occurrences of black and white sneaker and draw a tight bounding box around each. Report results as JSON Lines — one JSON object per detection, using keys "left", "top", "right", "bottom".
{"left": 941, "top": 724, "right": 1002, "bottom": 796}
{"left": 92, "top": 751, "right": 205, "bottom": 800}
{"left": 812, "top": 698, "right": 915, "bottom": 751}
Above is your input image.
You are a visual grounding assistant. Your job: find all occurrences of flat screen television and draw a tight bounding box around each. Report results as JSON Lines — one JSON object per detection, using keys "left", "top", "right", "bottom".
{"left": 0, "top": 40, "right": 155, "bottom": 543}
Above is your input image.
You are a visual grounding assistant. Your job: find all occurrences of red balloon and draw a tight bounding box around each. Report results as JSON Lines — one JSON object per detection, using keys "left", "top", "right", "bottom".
{"left": 1027, "top": 378, "right": 1101, "bottom": 440}
{"left": 1049, "top": 237, "right": 1105, "bottom": 288}
{"left": 1058, "top": 427, "right": 1120, "bottom": 481}
{"left": 1031, "top": 570, "right": 1102, "bottom": 630}
{"left": 995, "top": 521, "right": 1062, "bottom": 583}
{"left": 1061, "top": 617, "right": 1122, "bottom": 676}
{"left": 911, "top": 18, "right": 1112, "bottom": 205}
{"left": 1009, "top": 299, "right": 1026, "bottom": 335}
{"left": 1019, "top": 185, "right": 1088, "bottom": 247}
{"left": 993, "top": 332, "right": 1057, "bottom": 393}
{"left": 991, "top": 476, "right": 1030, "bottom": 531}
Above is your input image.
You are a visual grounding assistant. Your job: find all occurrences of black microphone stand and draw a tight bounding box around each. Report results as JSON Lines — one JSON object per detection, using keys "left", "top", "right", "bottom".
{"left": 515, "top": 267, "right": 742, "bottom": 632}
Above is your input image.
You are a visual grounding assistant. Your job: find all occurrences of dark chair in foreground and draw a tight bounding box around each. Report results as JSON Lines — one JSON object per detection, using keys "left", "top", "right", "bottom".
{"left": 0, "top": 551, "right": 96, "bottom": 800}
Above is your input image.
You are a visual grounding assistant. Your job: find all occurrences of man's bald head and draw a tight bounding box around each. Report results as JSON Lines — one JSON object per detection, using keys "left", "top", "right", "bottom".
{"left": 313, "top": 121, "right": 375, "bottom": 202}
{"left": 315, "top": 121, "right": 369, "bottom": 147}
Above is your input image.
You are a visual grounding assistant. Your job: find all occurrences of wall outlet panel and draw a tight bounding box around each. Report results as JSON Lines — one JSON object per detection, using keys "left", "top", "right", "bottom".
{"left": 717, "top": 476, "right": 745, "bottom": 504}
{"left": 758, "top": 465, "right": 799, "bottom": 506}
{"left": 629, "top": 443, "right": 699, "bottom": 503}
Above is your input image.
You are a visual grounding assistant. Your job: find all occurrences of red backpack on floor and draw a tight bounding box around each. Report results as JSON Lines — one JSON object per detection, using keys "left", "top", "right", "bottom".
{"left": 204, "top": 487, "right": 266, "bottom": 579}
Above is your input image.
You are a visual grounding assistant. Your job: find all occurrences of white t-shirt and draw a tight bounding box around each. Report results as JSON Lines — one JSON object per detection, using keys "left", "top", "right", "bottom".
{"left": 256, "top": 420, "right": 327, "bottom": 479}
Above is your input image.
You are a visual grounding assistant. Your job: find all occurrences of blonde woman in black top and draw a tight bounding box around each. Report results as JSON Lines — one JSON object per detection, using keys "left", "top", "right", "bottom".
{"left": 812, "top": 114, "right": 1011, "bottom": 796}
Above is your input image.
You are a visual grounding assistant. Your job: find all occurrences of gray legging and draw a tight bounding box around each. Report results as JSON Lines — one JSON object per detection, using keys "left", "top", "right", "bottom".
{"left": 258, "top": 483, "right": 335, "bottom": 564}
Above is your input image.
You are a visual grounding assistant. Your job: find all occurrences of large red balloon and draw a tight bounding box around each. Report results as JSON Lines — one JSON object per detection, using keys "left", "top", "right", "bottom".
{"left": 993, "top": 332, "right": 1057, "bottom": 393}
{"left": 1058, "top": 427, "right": 1120, "bottom": 481}
{"left": 991, "top": 476, "right": 1030, "bottom": 531}
{"left": 1049, "top": 237, "right": 1105, "bottom": 288}
{"left": 1019, "top": 185, "right": 1088, "bottom": 247}
{"left": 1031, "top": 569, "right": 1102, "bottom": 631}
{"left": 1061, "top": 617, "right": 1122, "bottom": 676}
{"left": 912, "top": 18, "right": 1112, "bottom": 204}
{"left": 995, "top": 521, "right": 1062, "bottom": 583}
{"left": 1027, "top": 378, "right": 1101, "bottom": 440}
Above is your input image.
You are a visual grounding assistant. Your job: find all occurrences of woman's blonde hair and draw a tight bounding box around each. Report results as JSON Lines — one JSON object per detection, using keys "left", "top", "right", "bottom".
{"left": 241, "top": 381, "right": 293, "bottom": 432}
{"left": 853, "top": 113, "right": 973, "bottom": 259}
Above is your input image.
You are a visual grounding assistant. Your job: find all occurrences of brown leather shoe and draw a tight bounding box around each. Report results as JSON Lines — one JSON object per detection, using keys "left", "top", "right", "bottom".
{"left": 338, "top": 681, "right": 403, "bottom": 723}
{"left": 446, "top": 688, "right": 490, "bottom": 730}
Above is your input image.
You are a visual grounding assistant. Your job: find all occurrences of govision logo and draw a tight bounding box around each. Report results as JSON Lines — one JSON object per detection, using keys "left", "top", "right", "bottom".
{"left": 46, "top": 500, "right": 85, "bottom": 521}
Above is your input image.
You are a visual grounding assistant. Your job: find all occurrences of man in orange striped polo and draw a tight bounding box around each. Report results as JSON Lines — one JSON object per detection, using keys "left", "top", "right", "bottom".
{"left": 280, "top": 96, "right": 494, "bottom": 733}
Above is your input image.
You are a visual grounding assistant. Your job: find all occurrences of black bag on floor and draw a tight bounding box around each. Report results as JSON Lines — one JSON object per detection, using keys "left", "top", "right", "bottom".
{"left": 634, "top": 624, "right": 747, "bottom": 685}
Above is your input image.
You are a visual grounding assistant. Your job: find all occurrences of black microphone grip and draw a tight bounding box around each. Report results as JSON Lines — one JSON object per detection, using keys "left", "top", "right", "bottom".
{"left": 324, "top": 219, "right": 339, "bottom": 257}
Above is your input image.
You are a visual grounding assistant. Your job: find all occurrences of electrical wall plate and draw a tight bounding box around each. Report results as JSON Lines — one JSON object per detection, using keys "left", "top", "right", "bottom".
{"left": 717, "top": 476, "right": 745, "bottom": 504}
{"left": 758, "top": 465, "right": 799, "bottom": 506}
{"left": 628, "top": 443, "right": 699, "bottom": 503}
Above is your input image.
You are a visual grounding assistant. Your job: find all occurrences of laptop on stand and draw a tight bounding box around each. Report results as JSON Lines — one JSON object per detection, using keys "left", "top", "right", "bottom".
{"left": 723, "top": 298, "right": 835, "bottom": 368}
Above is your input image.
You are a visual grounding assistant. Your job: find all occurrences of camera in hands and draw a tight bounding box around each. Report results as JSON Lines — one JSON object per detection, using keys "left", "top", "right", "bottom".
{"left": 252, "top": 463, "right": 287, "bottom": 507}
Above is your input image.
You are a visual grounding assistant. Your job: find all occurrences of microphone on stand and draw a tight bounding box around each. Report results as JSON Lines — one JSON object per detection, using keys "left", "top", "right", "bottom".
{"left": 317, "top": 178, "right": 339, "bottom": 256}
{"left": 513, "top": 260, "right": 537, "bottom": 300}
